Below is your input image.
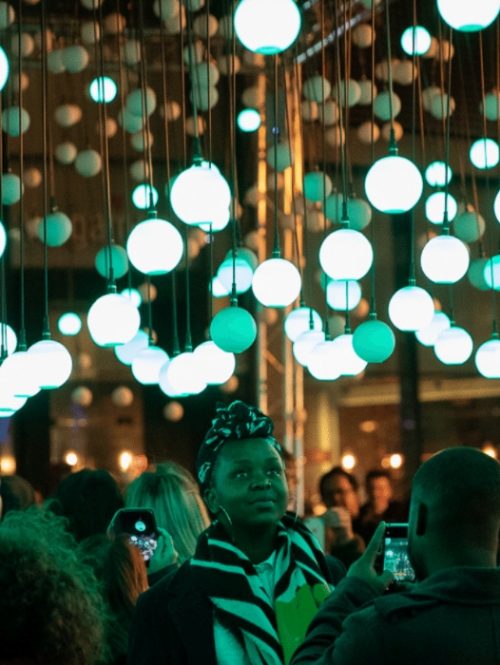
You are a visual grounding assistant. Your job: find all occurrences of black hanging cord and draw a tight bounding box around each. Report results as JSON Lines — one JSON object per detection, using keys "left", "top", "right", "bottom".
{"left": 17, "top": 0, "right": 27, "bottom": 350}
{"left": 271, "top": 54, "right": 281, "bottom": 258}
{"left": 40, "top": 0, "right": 51, "bottom": 337}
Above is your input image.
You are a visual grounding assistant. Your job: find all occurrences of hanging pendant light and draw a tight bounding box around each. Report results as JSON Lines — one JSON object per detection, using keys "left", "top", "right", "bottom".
{"left": 0, "top": 350, "right": 40, "bottom": 398}
{"left": 436, "top": 0, "right": 499, "bottom": 32}
{"left": 210, "top": 304, "right": 257, "bottom": 353}
{"left": 365, "top": 149, "right": 423, "bottom": 213}
{"left": 284, "top": 306, "right": 322, "bottom": 342}
{"left": 57, "top": 311, "right": 82, "bottom": 336}
{"left": 475, "top": 335, "right": 500, "bottom": 378}
{"left": 131, "top": 344, "right": 169, "bottom": 385}
{"left": 494, "top": 189, "right": 500, "bottom": 223}
{"left": 234, "top": 0, "right": 301, "bottom": 55}
{"left": 434, "top": 325, "right": 473, "bottom": 365}
{"left": 293, "top": 329, "right": 325, "bottom": 367}
{"left": 252, "top": 256, "right": 302, "bottom": 307}
{"left": 193, "top": 340, "right": 235, "bottom": 385}
{"left": 352, "top": 317, "right": 395, "bottom": 363}
{"left": 319, "top": 229, "right": 373, "bottom": 280}
{"left": 307, "top": 339, "right": 342, "bottom": 381}
{"left": 87, "top": 291, "right": 141, "bottom": 347}
{"left": 484, "top": 255, "right": 500, "bottom": 290}
{"left": 420, "top": 235, "right": 470, "bottom": 284}
{"left": 114, "top": 329, "right": 149, "bottom": 365}
{"left": 162, "top": 351, "right": 206, "bottom": 396}
{"left": 28, "top": 339, "right": 73, "bottom": 389}
{"left": 331, "top": 332, "right": 368, "bottom": 376}
{"left": 0, "top": 322, "right": 17, "bottom": 355}
{"left": 388, "top": 284, "right": 434, "bottom": 331}
{"left": 0, "top": 220, "right": 6, "bottom": 258}
{"left": 127, "top": 211, "right": 184, "bottom": 275}
{"left": 217, "top": 250, "right": 256, "bottom": 295}
{"left": 0, "top": 386, "right": 27, "bottom": 417}
{"left": 415, "top": 311, "right": 451, "bottom": 347}
{"left": 326, "top": 279, "right": 362, "bottom": 311}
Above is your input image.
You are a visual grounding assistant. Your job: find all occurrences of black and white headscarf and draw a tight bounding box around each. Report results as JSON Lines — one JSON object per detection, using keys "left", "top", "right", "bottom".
{"left": 190, "top": 514, "right": 333, "bottom": 665}
{"left": 196, "top": 400, "right": 282, "bottom": 492}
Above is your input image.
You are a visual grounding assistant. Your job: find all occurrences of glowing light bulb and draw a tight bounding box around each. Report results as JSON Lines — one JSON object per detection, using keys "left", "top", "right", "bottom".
{"left": 237, "top": 108, "right": 261, "bottom": 132}
{"left": 415, "top": 311, "right": 450, "bottom": 347}
{"left": 388, "top": 285, "right": 434, "bottom": 331}
{"left": 114, "top": 330, "right": 149, "bottom": 366}
{"left": 0, "top": 46, "right": 9, "bottom": 92}
{"left": 306, "top": 340, "right": 341, "bottom": 381}
{"left": 193, "top": 340, "right": 235, "bottom": 385}
{"left": 170, "top": 160, "right": 231, "bottom": 226}
{"left": 293, "top": 329, "right": 325, "bottom": 367}
{"left": 319, "top": 229, "right": 373, "bottom": 280}
{"left": 475, "top": 337, "right": 500, "bottom": 378}
{"left": 234, "top": 0, "right": 302, "bottom": 55}
{"left": 365, "top": 154, "right": 423, "bottom": 213}
{"left": 28, "top": 339, "right": 73, "bottom": 389}
{"left": 484, "top": 255, "right": 500, "bottom": 290}
{"left": 0, "top": 350, "right": 40, "bottom": 398}
{"left": 127, "top": 216, "right": 183, "bottom": 275}
{"left": 284, "top": 306, "right": 322, "bottom": 342}
{"left": 163, "top": 352, "right": 206, "bottom": 396}
{"left": 252, "top": 258, "right": 301, "bottom": 307}
{"left": 436, "top": 0, "right": 499, "bottom": 32}
{"left": 0, "top": 221, "right": 6, "bottom": 258}
{"left": 210, "top": 306, "right": 257, "bottom": 353}
{"left": 494, "top": 189, "right": 500, "bottom": 223}
{"left": 332, "top": 333, "right": 368, "bottom": 376}
{"left": 131, "top": 345, "right": 169, "bottom": 385}
{"left": 89, "top": 75, "right": 117, "bottom": 103}
{"left": 352, "top": 318, "right": 395, "bottom": 362}
{"left": 131, "top": 183, "right": 159, "bottom": 210}
{"left": 424, "top": 161, "right": 452, "bottom": 187}
{"left": 424, "top": 192, "right": 458, "bottom": 224}
{"left": 400, "top": 26, "right": 432, "bottom": 56}
{"left": 326, "top": 279, "right": 362, "bottom": 311}
{"left": 87, "top": 293, "right": 141, "bottom": 347}
{"left": 469, "top": 138, "right": 499, "bottom": 170}
{"left": 420, "top": 235, "right": 470, "bottom": 284}
{"left": 57, "top": 312, "right": 82, "bottom": 336}
{"left": 434, "top": 326, "right": 473, "bottom": 365}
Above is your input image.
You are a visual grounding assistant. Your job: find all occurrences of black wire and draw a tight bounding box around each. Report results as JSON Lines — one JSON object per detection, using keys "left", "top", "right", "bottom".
{"left": 137, "top": 0, "right": 155, "bottom": 212}
{"left": 40, "top": 0, "right": 50, "bottom": 336}
{"left": 17, "top": 0, "right": 27, "bottom": 349}
{"left": 272, "top": 55, "right": 281, "bottom": 257}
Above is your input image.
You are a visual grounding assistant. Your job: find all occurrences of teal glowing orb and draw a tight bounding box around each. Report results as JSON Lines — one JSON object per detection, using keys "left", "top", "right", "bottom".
{"left": 0, "top": 221, "right": 5, "bottom": 258}
{"left": 132, "top": 183, "right": 159, "bottom": 210}
{"left": 469, "top": 138, "right": 499, "bottom": 170}
{"left": 89, "top": 76, "right": 117, "bottom": 103}
{"left": 434, "top": 326, "right": 473, "bottom": 365}
{"left": 415, "top": 311, "right": 450, "bottom": 347}
{"left": 0, "top": 46, "right": 9, "bottom": 92}
{"left": 483, "top": 255, "right": 500, "bottom": 290}
{"left": 234, "top": 0, "right": 301, "bottom": 55}
{"left": 437, "top": 0, "right": 499, "bottom": 32}
{"left": 365, "top": 154, "right": 423, "bottom": 213}
{"left": 352, "top": 319, "right": 395, "bottom": 363}
{"left": 388, "top": 285, "right": 434, "bottom": 332}
{"left": 127, "top": 217, "right": 183, "bottom": 275}
{"left": 95, "top": 244, "right": 129, "bottom": 279}
{"left": 237, "top": 108, "right": 261, "bottom": 132}
{"left": 400, "top": 26, "right": 432, "bottom": 56}
{"left": 424, "top": 161, "right": 453, "bottom": 187}
{"left": 36, "top": 211, "right": 72, "bottom": 246}
{"left": 57, "top": 312, "right": 82, "bottom": 336}
{"left": 468, "top": 257, "right": 491, "bottom": 290}
{"left": 210, "top": 306, "right": 257, "bottom": 353}
{"left": 475, "top": 337, "right": 500, "bottom": 378}
{"left": 420, "top": 235, "right": 469, "bottom": 284}
{"left": 284, "top": 306, "right": 322, "bottom": 342}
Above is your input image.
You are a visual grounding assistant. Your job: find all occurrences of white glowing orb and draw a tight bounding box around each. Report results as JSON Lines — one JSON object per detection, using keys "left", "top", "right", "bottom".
{"left": 87, "top": 293, "right": 141, "bottom": 347}
{"left": 0, "top": 46, "right": 9, "bottom": 92}
{"left": 217, "top": 256, "right": 254, "bottom": 295}
{"left": 494, "top": 189, "right": 500, "bottom": 223}
{"left": 319, "top": 229, "right": 373, "bottom": 281}
{"left": 424, "top": 191, "right": 458, "bottom": 224}
{"left": 114, "top": 330, "right": 149, "bottom": 366}
{"left": 127, "top": 217, "right": 183, "bottom": 275}
{"left": 400, "top": 26, "right": 432, "bottom": 56}
{"left": 131, "top": 345, "right": 169, "bottom": 385}
{"left": 436, "top": 0, "right": 499, "bottom": 32}
{"left": 415, "top": 311, "right": 451, "bottom": 347}
{"left": 170, "top": 160, "right": 231, "bottom": 226}
{"left": 326, "top": 279, "right": 362, "bottom": 311}
{"left": 388, "top": 285, "right": 434, "bottom": 331}
{"left": 0, "top": 221, "right": 6, "bottom": 258}
{"left": 237, "top": 108, "right": 261, "bottom": 132}
{"left": 120, "top": 288, "right": 142, "bottom": 308}
{"left": 434, "top": 326, "right": 473, "bottom": 365}
{"left": 475, "top": 337, "right": 500, "bottom": 378}
{"left": 252, "top": 258, "right": 301, "bottom": 307}
{"left": 131, "top": 183, "right": 159, "bottom": 210}
{"left": 331, "top": 333, "right": 368, "bottom": 376}
{"left": 420, "top": 235, "right": 469, "bottom": 284}
{"left": 293, "top": 329, "right": 325, "bottom": 367}
{"left": 365, "top": 154, "right": 423, "bottom": 213}
{"left": 284, "top": 306, "right": 322, "bottom": 342}
{"left": 57, "top": 312, "right": 82, "bottom": 336}
{"left": 163, "top": 351, "right": 206, "bottom": 396}
{"left": 0, "top": 322, "right": 17, "bottom": 355}
{"left": 89, "top": 76, "right": 117, "bottom": 103}
{"left": 0, "top": 350, "right": 40, "bottom": 398}
{"left": 306, "top": 339, "right": 341, "bottom": 381}
{"left": 193, "top": 340, "right": 235, "bottom": 385}
{"left": 424, "top": 161, "right": 453, "bottom": 187}
{"left": 28, "top": 339, "right": 73, "bottom": 389}
{"left": 234, "top": 0, "right": 301, "bottom": 55}
{"left": 469, "top": 138, "right": 499, "bottom": 170}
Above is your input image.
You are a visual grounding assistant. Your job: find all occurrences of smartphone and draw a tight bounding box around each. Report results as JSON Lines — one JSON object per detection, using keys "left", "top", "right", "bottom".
{"left": 376, "top": 522, "right": 416, "bottom": 582}
{"left": 108, "top": 508, "right": 159, "bottom": 566}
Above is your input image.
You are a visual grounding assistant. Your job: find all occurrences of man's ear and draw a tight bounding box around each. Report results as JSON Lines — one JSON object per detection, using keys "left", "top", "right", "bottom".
{"left": 416, "top": 502, "right": 428, "bottom": 536}
{"left": 204, "top": 487, "right": 218, "bottom": 515}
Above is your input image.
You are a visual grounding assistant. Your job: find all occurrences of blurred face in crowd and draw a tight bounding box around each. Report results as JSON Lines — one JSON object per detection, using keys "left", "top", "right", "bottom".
{"left": 366, "top": 476, "right": 393, "bottom": 514}
{"left": 322, "top": 474, "right": 359, "bottom": 518}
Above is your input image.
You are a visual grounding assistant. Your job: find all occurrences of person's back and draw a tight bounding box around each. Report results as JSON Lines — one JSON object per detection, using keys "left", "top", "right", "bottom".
{"left": 292, "top": 447, "right": 500, "bottom": 665}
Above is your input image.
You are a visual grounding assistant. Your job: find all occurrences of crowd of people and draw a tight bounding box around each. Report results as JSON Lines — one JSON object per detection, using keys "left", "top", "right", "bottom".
{"left": 0, "top": 399, "right": 498, "bottom": 665}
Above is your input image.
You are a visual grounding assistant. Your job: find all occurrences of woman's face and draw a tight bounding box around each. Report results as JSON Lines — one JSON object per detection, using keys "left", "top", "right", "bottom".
{"left": 206, "top": 437, "right": 288, "bottom": 532}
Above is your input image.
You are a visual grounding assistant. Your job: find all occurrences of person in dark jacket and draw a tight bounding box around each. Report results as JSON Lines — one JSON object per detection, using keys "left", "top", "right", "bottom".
{"left": 128, "top": 400, "right": 336, "bottom": 665}
{"left": 291, "top": 446, "right": 500, "bottom": 665}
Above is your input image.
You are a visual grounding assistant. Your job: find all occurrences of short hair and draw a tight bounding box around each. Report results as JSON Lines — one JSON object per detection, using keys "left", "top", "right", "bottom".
{"left": 319, "top": 466, "right": 358, "bottom": 503}
{"left": 51, "top": 469, "right": 124, "bottom": 542}
{"left": 365, "top": 469, "right": 392, "bottom": 484}
{"left": 412, "top": 447, "right": 500, "bottom": 542}
{"left": 195, "top": 400, "right": 283, "bottom": 492}
{"left": 126, "top": 461, "right": 209, "bottom": 563}
{"left": 0, "top": 507, "right": 106, "bottom": 665}
{"left": 0, "top": 474, "right": 35, "bottom": 518}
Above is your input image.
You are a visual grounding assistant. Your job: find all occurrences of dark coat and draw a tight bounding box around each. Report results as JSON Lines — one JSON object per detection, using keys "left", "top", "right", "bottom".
{"left": 291, "top": 567, "right": 500, "bottom": 665}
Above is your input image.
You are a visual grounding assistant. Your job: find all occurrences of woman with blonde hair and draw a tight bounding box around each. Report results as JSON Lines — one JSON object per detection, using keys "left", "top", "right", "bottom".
{"left": 125, "top": 461, "right": 210, "bottom": 566}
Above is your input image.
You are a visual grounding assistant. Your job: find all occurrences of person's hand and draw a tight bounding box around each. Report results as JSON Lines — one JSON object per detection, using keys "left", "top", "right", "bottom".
{"left": 347, "top": 521, "right": 394, "bottom": 593}
{"left": 148, "top": 527, "right": 178, "bottom": 574}
{"left": 323, "top": 507, "right": 354, "bottom": 543}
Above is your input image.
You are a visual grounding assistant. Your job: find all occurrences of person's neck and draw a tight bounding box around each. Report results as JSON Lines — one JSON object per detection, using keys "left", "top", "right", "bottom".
{"left": 424, "top": 545, "right": 497, "bottom": 577}
{"left": 233, "top": 524, "right": 278, "bottom": 564}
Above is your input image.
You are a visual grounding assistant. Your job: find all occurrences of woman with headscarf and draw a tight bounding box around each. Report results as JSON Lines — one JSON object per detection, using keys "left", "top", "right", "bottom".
{"left": 128, "top": 400, "right": 335, "bottom": 665}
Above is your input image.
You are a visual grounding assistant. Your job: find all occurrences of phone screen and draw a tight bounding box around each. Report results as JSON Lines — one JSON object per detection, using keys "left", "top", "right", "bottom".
{"left": 380, "top": 523, "right": 416, "bottom": 582}
{"left": 108, "top": 509, "right": 158, "bottom": 566}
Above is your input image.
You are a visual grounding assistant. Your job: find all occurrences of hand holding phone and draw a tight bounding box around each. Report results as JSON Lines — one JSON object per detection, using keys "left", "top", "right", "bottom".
{"left": 375, "top": 522, "right": 416, "bottom": 583}
{"left": 108, "top": 508, "right": 159, "bottom": 567}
